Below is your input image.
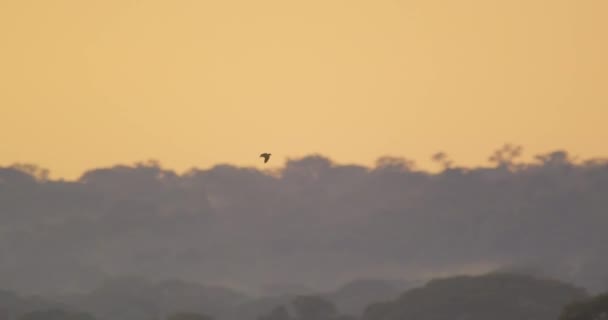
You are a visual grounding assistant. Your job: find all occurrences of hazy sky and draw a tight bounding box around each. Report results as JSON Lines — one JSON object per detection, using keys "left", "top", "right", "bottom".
{"left": 1, "top": 0, "right": 607, "bottom": 179}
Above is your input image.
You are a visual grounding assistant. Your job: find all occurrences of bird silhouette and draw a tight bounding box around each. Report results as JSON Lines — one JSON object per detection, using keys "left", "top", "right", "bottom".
{"left": 260, "top": 153, "right": 271, "bottom": 163}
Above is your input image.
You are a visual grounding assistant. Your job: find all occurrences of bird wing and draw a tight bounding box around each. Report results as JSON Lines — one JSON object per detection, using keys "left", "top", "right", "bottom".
{"left": 259, "top": 153, "right": 271, "bottom": 163}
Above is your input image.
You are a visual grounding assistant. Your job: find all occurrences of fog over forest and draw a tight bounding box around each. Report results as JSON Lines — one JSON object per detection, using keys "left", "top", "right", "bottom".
{"left": 1, "top": 145, "right": 607, "bottom": 296}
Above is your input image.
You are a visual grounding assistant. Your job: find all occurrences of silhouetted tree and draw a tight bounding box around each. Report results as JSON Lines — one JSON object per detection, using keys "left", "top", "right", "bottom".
{"left": 535, "top": 150, "right": 573, "bottom": 167}
{"left": 10, "top": 163, "right": 50, "bottom": 181}
{"left": 431, "top": 152, "right": 452, "bottom": 170}
{"left": 488, "top": 143, "right": 523, "bottom": 169}
{"left": 375, "top": 156, "right": 415, "bottom": 172}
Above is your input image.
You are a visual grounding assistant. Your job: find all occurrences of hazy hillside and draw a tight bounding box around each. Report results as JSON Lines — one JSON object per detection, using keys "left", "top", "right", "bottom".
{"left": 322, "top": 279, "right": 415, "bottom": 315}
{"left": 1, "top": 148, "right": 608, "bottom": 294}
{"left": 0, "top": 273, "right": 603, "bottom": 320}
{"left": 58, "top": 277, "right": 248, "bottom": 320}
{"left": 226, "top": 278, "right": 413, "bottom": 320}
{"left": 0, "top": 289, "right": 80, "bottom": 320}
{"left": 559, "top": 292, "right": 608, "bottom": 320}
{"left": 362, "top": 273, "right": 587, "bottom": 320}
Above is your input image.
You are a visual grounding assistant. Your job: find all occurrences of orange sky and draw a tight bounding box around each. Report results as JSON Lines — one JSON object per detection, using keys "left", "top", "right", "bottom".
{"left": 1, "top": 0, "right": 607, "bottom": 179}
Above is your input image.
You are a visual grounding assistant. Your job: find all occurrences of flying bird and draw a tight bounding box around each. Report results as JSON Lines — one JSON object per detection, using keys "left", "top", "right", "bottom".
{"left": 260, "top": 153, "right": 271, "bottom": 163}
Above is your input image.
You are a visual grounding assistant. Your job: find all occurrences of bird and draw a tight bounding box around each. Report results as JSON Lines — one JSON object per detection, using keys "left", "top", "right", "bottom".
{"left": 260, "top": 153, "right": 271, "bottom": 163}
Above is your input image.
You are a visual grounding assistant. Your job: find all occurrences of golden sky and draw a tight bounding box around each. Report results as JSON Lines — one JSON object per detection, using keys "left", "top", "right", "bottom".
{"left": 1, "top": 0, "right": 607, "bottom": 179}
